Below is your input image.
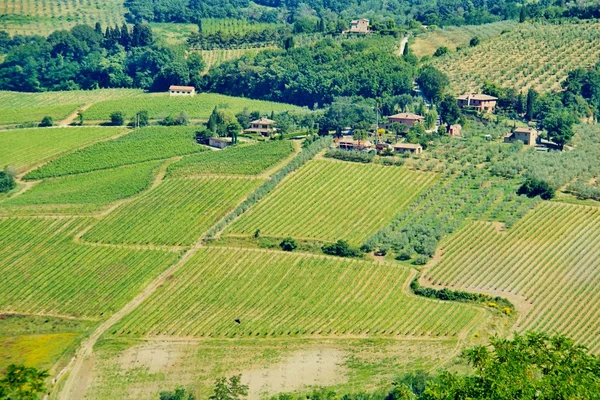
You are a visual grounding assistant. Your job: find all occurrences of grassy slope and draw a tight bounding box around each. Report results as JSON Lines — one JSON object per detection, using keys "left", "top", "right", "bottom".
{"left": 0, "top": 127, "right": 126, "bottom": 172}
{"left": 225, "top": 159, "right": 438, "bottom": 244}
{"left": 84, "top": 92, "right": 306, "bottom": 120}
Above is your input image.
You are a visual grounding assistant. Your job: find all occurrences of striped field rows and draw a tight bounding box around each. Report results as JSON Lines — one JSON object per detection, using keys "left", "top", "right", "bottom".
{"left": 225, "top": 160, "right": 437, "bottom": 244}
{"left": 112, "top": 247, "right": 481, "bottom": 338}
{"left": 425, "top": 202, "right": 600, "bottom": 352}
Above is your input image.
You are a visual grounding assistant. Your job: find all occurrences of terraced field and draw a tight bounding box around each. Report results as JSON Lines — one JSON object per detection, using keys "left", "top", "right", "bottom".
{"left": 411, "top": 20, "right": 515, "bottom": 58}
{"left": 432, "top": 20, "right": 600, "bottom": 93}
{"left": 84, "top": 92, "right": 305, "bottom": 121}
{"left": 0, "top": 0, "right": 125, "bottom": 36}
{"left": 424, "top": 201, "right": 600, "bottom": 352}
{"left": 0, "top": 217, "right": 178, "bottom": 318}
{"left": 84, "top": 177, "right": 262, "bottom": 246}
{"left": 168, "top": 140, "right": 295, "bottom": 177}
{"left": 225, "top": 160, "right": 437, "bottom": 244}
{"left": 112, "top": 247, "right": 481, "bottom": 337}
{"left": 0, "top": 126, "right": 126, "bottom": 173}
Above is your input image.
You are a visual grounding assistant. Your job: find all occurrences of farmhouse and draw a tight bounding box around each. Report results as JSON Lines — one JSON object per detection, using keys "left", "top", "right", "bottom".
{"left": 387, "top": 113, "right": 424, "bottom": 128}
{"left": 169, "top": 85, "right": 195, "bottom": 96}
{"left": 457, "top": 93, "right": 497, "bottom": 112}
{"left": 504, "top": 127, "right": 538, "bottom": 146}
{"left": 393, "top": 142, "right": 422, "bottom": 154}
{"left": 208, "top": 137, "right": 233, "bottom": 149}
{"left": 338, "top": 135, "right": 374, "bottom": 151}
{"left": 244, "top": 117, "right": 277, "bottom": 136}
{"left": 347, "top": 19, "right": 370, "bottom": 33}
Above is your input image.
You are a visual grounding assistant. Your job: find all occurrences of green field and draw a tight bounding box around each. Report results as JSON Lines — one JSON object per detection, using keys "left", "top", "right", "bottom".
{"left": 84, "top": 177, "right": 262, "bottom": 246}
{"left": 0, "top": 126, "right": 125, "bottom": 172}
{"left": 225, "top": 160, "right": 438, "bottom": 244}
{"left": 25, "top": 126, "right": 207, "bottom": 179}
{"left": 432, "top": 20, "right": 600, "bottom": 93}
{"left": 113, "top": 247, "right": 481, "bottom": 337}
{"left": 0, "top": 217, "right": 178, "bottom": 318}
{"left": 0, "top": 0, "right": 125, "bottom": 36}
{"left": 425, "top": 201, "right": 600, "bottom": 353}
{"left": 84, "top": 92, "right": 306, "bottom": 121}
{"left": 2, "top": 161, "right": 159, "bottom": 208}
{"left": 0, "top": 90, "right": 142, "bottom": 125}
{"left": 168, "top": 140, "right": 295, "bottom": 177}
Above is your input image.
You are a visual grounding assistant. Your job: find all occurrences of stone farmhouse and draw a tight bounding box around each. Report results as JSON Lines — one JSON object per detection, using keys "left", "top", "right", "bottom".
{"left": 169, "top": 85, "right": 195, "bottom": 96}
{"left": 347, "top": 19, "right": 370, "bottom": 33}
{"left": 387, "top": 113, "right": 424, "bottom": 128}
{"left": 504, "top": 127, "right": 539, "bottom": 146}
{"left": 337, "top": 135, "right": 374, "bottom": 151}
{"left": 457, "top": 93, "right": 497, "bottom": 112}
{"left": 243, "top": 117, "right": 277, "bottom": 136}
{"left": 393, "top": 142, "right": 422, "bottom": 154}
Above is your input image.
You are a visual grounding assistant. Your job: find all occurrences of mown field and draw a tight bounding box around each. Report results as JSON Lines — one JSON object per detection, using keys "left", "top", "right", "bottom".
{"left": 0, "top": 126, "right": 126, "bottom": 172}
{"left": 411, "top": 20, "right": 515, "bottom": 58}
{"left": 425, "top": 201, "right": 600, "bottom": 353}
{"left": 0, "top": 217, "right": 178, "bottom": 318}
{"left": 0, "top": 90, "right": 142, "bottom": 125}
{"left": 0, "top": 0, "right": 125, "bottom": 36}
{"left": 225, "top": 160, "right": 438, "bottom": 244}
{"left": 84, "top": 92, "right": 306, "bottom": 121}
{"left": 432, "top": 20, "right": 600, "bottom": 93}
{"left": 112, "top": 247, "right": 481, "bottom": 337}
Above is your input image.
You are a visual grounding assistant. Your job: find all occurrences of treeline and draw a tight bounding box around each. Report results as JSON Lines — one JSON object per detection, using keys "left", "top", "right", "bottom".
{"left": 0, "top": 23, "right": 204, "bottom": 91}
{"left": 188, "top": 26, "right": 286, "bottom": 50}
{"left": 202, "top": 37, "right": 415, "bottom": 107}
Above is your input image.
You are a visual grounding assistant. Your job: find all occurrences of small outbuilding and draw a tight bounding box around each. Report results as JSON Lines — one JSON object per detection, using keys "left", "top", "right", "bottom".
{"left": 387, "top": 113, "right": 425, "bottom": 128}
{"left": 169, "top": 85, "right": 196, "bottom": 96}
{"left": 244, "top": 117, "right": 277, "bottom": 136}
{"left": 448, "top": 124, "right": 462, "bottom": 136}
{"left": 504, "top": 127, "right": 538, "bottom": 146}
{"left": 393, "top": 142, "right": 423, "bottom": 154}
{"left": 208, "top": 137, "right": 233, "bottom": 149}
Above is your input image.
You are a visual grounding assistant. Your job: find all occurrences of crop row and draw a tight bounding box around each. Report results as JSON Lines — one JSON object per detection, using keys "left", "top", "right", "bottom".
{"left": 83, "top": 177, "right": 262, "bottom": 246}
{"left": 25, "top": 126, "right": 207, "bottom": 179}
{"left": 425, "top": 202, "right": 600, "bottom": 353}
{"left": 199, "top": 47, "right": 274, "bottom": 72}
{"left": 433, "top": 21, "right": 600, "bottom": 93}
{"left": 168, "top": 140, "right": 294, "bottom": 177}
{"left": 226, "top": 159, "right": 438, "bottom": 244}
{"left": 112, "top": 247, "right": 481, "bottom": 337}
{"left": 0, "top": 217, "right": 178, "bottom": 318}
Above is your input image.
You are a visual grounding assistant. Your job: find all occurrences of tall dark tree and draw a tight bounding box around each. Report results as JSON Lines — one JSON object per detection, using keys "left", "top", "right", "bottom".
{"left": 543, "top": 109, "right": 575, "bottom": 150}
{"left": 525, "top": 88, "right": 538, "bottom": 120}
{"left": 131, "top": 23, "right": 153, "bottom": 47}
{"left": 94, "top": 22, "right": 102, "bottom": 35}
{"left": 416, "top": 66, "right": 449, "bottom": 104}
{"left": 520, "top": 5, "right": 527, "bottom": 22}
{"left": 120, "top": 23, "right": 131, "bottom": 48}
{"left": 439, "top": 94, "right": 461, "bottom": 127}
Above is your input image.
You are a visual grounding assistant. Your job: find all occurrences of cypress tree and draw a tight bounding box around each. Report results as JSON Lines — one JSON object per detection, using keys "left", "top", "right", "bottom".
{"left": 520, "top": 6, "right": 527, "bottom": 23}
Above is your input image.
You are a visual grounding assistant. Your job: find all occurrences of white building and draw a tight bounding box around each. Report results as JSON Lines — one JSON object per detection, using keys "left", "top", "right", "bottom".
{"left": 169, "top": 85, "right": 196, "bottom": 96}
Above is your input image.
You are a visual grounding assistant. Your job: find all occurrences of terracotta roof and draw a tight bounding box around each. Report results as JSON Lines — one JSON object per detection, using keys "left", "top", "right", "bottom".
{"left": 250, "top": 117, "right": 275, "bottom": 125}
{"left": 169, "top": 85, "right": 195, "bottom": 91}
{"left": 393, "top": 143, "right": 422, "bottom": 149}
{"left": 351, "top": 19, "right": 369, "bottom": 23}
{"left": 457, "top": 93, "right": 498, "bottom": 101}
{"left": 388, "top": 113, "right": 424, "bottom": 121}
{"left": 514, "top": 127, "right": 537, "bottom": 134}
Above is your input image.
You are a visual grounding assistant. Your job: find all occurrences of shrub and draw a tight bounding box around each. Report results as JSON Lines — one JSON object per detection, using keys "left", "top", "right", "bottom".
{"left": 280, "top": 237, "right": 298, "bottom": 252}
{"left": 412, "top": 254, "right": 429, "bottom": 265}
{"left": 39, "top": 116, "right": 53, "bottom": 127}
{"left": 110, "top": 111, "right": 125, "bottom": 126}
{"left": 396, "top": 251, "right": 411, "bottom": 261}
{"left": 324, "top": 149, "right": 374, "bottom": 163}
{"left": 136, "top": 110, "right": 149, "bottom": 127}
{"left": 322, "top": 240, "right": 362, "bottom": 258}
{"left": 0, "top": 171, "right": 16, "bottom": 193}
{"left": 517, "top": 177, "right": 555, "bottom": 200}
{"left": 433, "top": 46, "right": 448, "bottom": 57}
{"left": 469, "top": 36, "right": 480, "bottom": 47}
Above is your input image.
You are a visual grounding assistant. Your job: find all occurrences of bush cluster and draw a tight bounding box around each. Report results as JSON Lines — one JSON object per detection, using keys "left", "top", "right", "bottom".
{"left": 322, "top": 239, "right": 362, "bottom": 258}
{"left": 410, "top": 279, "right": 514, "bottom": 310}
{"left": 324, "top": 149, "right": 374, "bottom": 163}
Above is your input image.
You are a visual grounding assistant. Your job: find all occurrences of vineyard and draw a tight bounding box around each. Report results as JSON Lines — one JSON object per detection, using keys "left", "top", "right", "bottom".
{"left": 0, "top": 126, "right": 125, "bottom": 173}
{"left": 25, "top": 126, "right": 207, "bottom": 179}
{"left": 0, "top": 89, "right": 142, "bottom": 125}
{"left": 424, "top": 201, "right": 600, "bottom": 353}
{"left": 111, "top": 247, "right": 482, "bottom": 337}
{"left": 168, "top": 140, "right": 295, "bottom": 177}
{"left": 225, "top": 160, "right": 437, "bottom": 244}
{"left": 432, "top": 20, "right": 600, "bottom": 93}
{"left": 83, "top": 92, "right": 305, "bottom": 121}
{"left": 199, "top": 47, "right": 274, "bottom": 72}
{"left": 411, "top": 20, "right": 515, "bottom": 58}
{"left": 0, "top": 217, "right": 178, "bottom": 318}
{"left": 0, "top": 0, "right": 125, "bottom": 36}
{"left": 83, "top": 177, "right": 262, "bottom": 246}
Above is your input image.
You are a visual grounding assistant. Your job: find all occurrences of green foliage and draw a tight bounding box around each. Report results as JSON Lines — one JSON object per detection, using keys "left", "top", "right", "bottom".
{"left": 432, "top": 46, "right": 448, "bottom": 57}
{"left": 0, "top": 171, "right": 15, "bottom": 194}
{"left": 110, "top": 111, "right": 125, "bottom": 126}
{"left": 279, "top": 237, "right": 297, "bottom": 251}
{"left": 322, "top": 239, "right": 362, "bottom": 258}
{"left": 543, "top": 109, "right": 575, "bottom": 149}
{"left": 159, "top": 387, "right": 196, "bottom": 400}
{"left": 136, "top": 110, "right": 150, "bottom": 127}
{"left": 208, "top": 375, "right": 248, "bottom": 400}
{"left": 0, "top": 364, "right": 48, "bottom": 400}
{"left": 324, "top": 149, "right": 374, "bottom": 163}
{"left": 438, "top": 94, "right": 461, "bottom": 125}
{"left": 410, "top": 279, "right": 513, "bottom": 310}
{"left": 469, "top": 36, "right": 480, "bottom": 46}
{"left": 517, "top": 177, "right": 555, "bottom": 200}
{"left": 26, "top": 126, "right": 207, "bottom": 179}
{"left": 168, "top": 140, "right": 294, "bottom": 177}
{"left": 39, "top": 116, "right": 53, "bottom": 127}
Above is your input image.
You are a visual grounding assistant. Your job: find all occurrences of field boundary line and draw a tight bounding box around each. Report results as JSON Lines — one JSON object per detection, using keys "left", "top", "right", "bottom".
{"left": 59, "top": 103, "right": 93, "bottom": 127}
